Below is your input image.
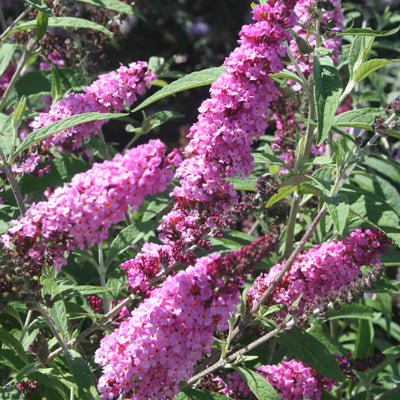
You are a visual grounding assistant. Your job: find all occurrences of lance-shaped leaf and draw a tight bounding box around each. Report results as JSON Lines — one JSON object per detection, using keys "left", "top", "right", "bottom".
{"left": 278, "top": 326, "right": 345, "bottom": 381}
{"left": 14, "top": 112, "right": 128, "bottom": 156}
{"left": 0, "top": 42, "right": 17, "bottom": 77}
{"left": 75, "top": 0, "right": 135, "bottom": 14}
{"left": 348, "top": 35, "right": 375, "bottom": 81}
{"left": 314, "top": 55, "right": 342, "bottom": 145}
{"left": 337, "top": 26, "right": 400, "bottom": 37}
{"left": 353, "top": 59, "right": 400, "bottom": 85}
{"left": 132, "top": 66, "right": 227, "bottom": 112}
{"left": 333, "top": 108, "right": 386, "bottom": 130}
{"left": 34, "top": 11, "right": 49, "bottom": 44}
{"left": 8, "top": 17, "right": 112, "bottom": 39}
{"left": 234, "top": 366, "right": 280, "bottom": 400}
{"left": 26, "top": 0, "right": 53, "bottom": 14}
{"left": 323, "top": 193, "right": 350, "bottom": 234}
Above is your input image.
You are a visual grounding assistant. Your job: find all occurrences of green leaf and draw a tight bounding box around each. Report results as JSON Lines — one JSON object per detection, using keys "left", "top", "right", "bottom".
{"left": 337, "top": 26, "right": 400, "bottom": 36}
{"left": 353, "top": 59, "right": 400, "bottom": 85}
{"left": 265, "top": 176, "right": 311, "bottom": 208}
{"left": 270, "top": 69, "right": 303, "bottom": 86}
{"left": 355, "top": 319, "right": 374, "bottom": 358}
{"left": 141, "top": 190, "right": 172, "bottom": 222}
{"left": 378, "top": 293, "right": 392, "bottom": 336}
{"left": 226, "top": 176, "right": 257, "bottom": 191}
{"left": 333, "top": 108, "right": 386, "bottom": 130}
{"left": 34, "top": 11, "right": 49, "bottom": 44}
{"left": 65, "top": 349, "right": 93, "bottom": 393}
{"left": 234, "top": 366, "right": 280, "bottom": 400}
{"left": 9, "top": 17, "right": 112, "bottom": 39}
{"left": 141, "top": 110, "right": 184, "bottom": 133}
{"left": 323, "top": 193, "right": 349, "bottom": 234}
{"left": 0, "top": 42, "right": 17, "bottom": 78}
{"left": 175, "top": 388, "right": 232, "bottom": 400}
{"left": 12, "top": 96, "right": 26, "bottom": 132}
{"left": 343, "top": 187, "right": 400, "bottom": 247}
{"left": 51, "top": 64, "right": 63, "bottom": 103}
{"left": 253, "top": 152, "right": 292, "bottom": 171}
{"left": 74, "top": 0, "right": 135, "bottom": 14}
{"left": 53, "top": 281, "right": 111, "bottom": 302}
{"left": 14, "top": 112, "right": 128, "bottom": 156}
{"left": 105, "top": 220, "right": 159, "bottom": 267}
{"left": 0, "top": 349, "right": 26, "bottom": 371}
{"left": 278, "top": 326, "right": 345, "bottom": 381}
{"left": 50, "top": 301, "right": 68, "bottom": 337}
{"left": 15, "top": 70, "right": 51, "bottom": 97}
{"left": 14, "top": 362, "right": 40, "bottom": 383}
{"left": 313, "top": 55, "right": 342, "bottom": 145}
{"left": 0, "top": 387, "right": 25, "bottom": 399}
{"left": 348, "top": 35, "right": 375, "bottom": 81}
{"left": 132, "top": 66, "right": 227, "bottom": 112}
{"left": 0, "top": 327, "right": 27, "bottom": 361}
{"left": 327, "top": 303, "right": 378, "bottom": 320}
{"left": 26, "top": 0, "right": 53, "bottom": 14}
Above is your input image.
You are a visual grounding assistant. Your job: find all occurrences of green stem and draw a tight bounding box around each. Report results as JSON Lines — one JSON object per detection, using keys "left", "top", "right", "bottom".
{"left": 0, "top": 146, "right": 26, "bottom": 215}
{"left": 98, "top": 130, "right": 110, "bottom": 160}
{"left": 0, "top": 6, "right": 32, "bottom": 42}
{"left": 284, "top": 42, "right": 312, "bottom": 98}
{"left": 36, "top": 303, "right": 67, "bottom": 353}
{"left": 19, "top": 309, "right": 32, "bottom": 344}
{"left": 284, "top": 191, "right": 300, "bottom": 259}
{"left": 98, "top": 243, "right": 109, "bottom": 314}
{"left": 284, "top": 87, "right": 316, "bottom": 258}
{"left": 123, "top": 131, "right": 142, "bottom": 152}
{"left": 0, "top": 39, "right": 35, "bottom": 113}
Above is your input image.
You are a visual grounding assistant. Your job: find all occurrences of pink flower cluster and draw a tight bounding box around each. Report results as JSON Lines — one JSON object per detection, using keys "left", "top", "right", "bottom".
{"left": 158, "top": 1, "right": 297, "bottom": 250}
{"left": 3, "top": 140, "right": 180, "bottom": 270}
{"left": 95, "top": 254, "right": 240, "bottom": 400}
{"left": 17, "top": 62, "right": 155, "bottom": 175}
{"left": 248, "top": 229, "right": 389, "bottom": 314}
{"left": 121, "top": 242, "right": 174, "bottom": 293}
{"left": 96, "top": 235, "right": 275, "bottom": 400}
{"left": 258, "top": 360, "right": 337, "bottom": 400}
{"left": 206, "top": 359, "right": 337, "bottom": 400}
{"left": 174, "top": 2, "right": 296, "bottom": 207}
{"left": 289, "top": 0, "right": 344, "bottom": 89}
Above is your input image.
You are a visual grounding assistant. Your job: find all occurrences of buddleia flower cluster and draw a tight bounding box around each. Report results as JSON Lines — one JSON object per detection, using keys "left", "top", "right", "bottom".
{"left": 158, "top": 0, "right": 297, "bottom": 251}
{"left": 95, "top": 235, "right": 276, "bottom": 400}
{"left": 16, "top": 62, "right": 155, "bottom": 175}
{"left": 248, "top": 229, "right": 390, "bottom": 316}
{"left": 2, "top": 140, "right": 180, "bottom": 271}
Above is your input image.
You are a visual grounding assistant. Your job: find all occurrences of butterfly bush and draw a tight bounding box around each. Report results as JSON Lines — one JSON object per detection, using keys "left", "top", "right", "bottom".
{"left": 158, "top": 1, "right": 297, "bottom": 249}
{"left": 248, "top": 229, "right": 389, "bottom": 314}
{"left": 15, "top": 62, "right": 155, "bottom": 175}
{"left": 258, "top": 360, "right": 337, "bottom": 400}
{"left": 95, "top": 235, "right": 276, "bottom": 400}
{"left": 2, "top": 139, "right": 180, "bottom": 270}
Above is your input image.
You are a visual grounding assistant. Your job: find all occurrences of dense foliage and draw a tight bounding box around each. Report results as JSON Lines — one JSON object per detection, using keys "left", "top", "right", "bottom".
{"left": 0, "top": 0, "right": 400, "bottom": 399}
